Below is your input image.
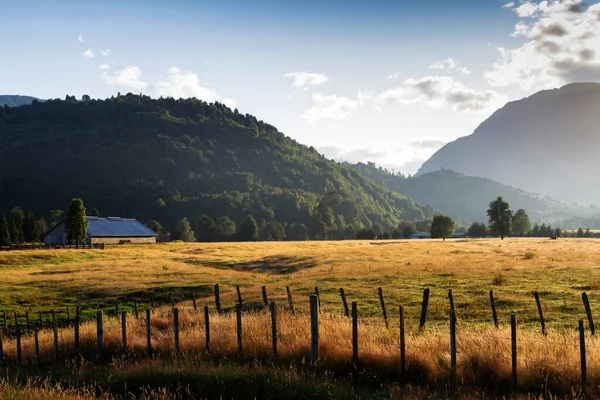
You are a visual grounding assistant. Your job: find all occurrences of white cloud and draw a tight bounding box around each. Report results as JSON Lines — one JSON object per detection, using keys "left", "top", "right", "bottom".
{"left": 503, "top": 2, "right": 516, "bottom": 8}
{"left": 77, "top": 34, "right": 83, "bottom": 43}
{"left": 82, "top": 49, "right": 94, "bottom": 59}
{"left": 388, "top": 71, "right": 402, "bottom": 80}
{"left": 359, "top": 76, "right": 505, "bottom": 113}
{"left": 99, "top": 64, "right": 110, "bottom": 70}
{"left": 304, "top": 93, "right": 358, "bottom": 123}
{"left": 100, "top": 66, "right": 148, "bottom": 90}
{"left": 283, "top": 72, "right": 329, "bottom": 88}
{"left": 429, "top": 58, "right": 471, "bottom": 74}
{"left": 101, "top": 49, "right": 111, "bottom": 56}
{"left": 487, "top": 0, "right": 600, "bottom": 90}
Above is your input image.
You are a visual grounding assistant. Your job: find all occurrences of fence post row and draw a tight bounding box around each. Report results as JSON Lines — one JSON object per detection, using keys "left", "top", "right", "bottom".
{"left": 262, "top": 286, "right": 268, "bottom": 308}
{"left": 378, "top": 287, "right": 389, "bottom": 329}
{"left": 270, "top": 302, "right": 277, "bottom": 358}
{"left": 489, "top": 290, "right": 498, "bottom": 328}
{"left": 283, "top": 286, "right": 294, "bottom": 314}
{"left": 352, "top": 301, "right": 358, "bottom": 365}
{"left": 340, "top": 288, "right": 349, "bottom": 318}
{"left": 582, "top": 292, "right": 595, "bottom": 335}
{"left": 204, "top": 305, "right": 210, "bottom": 353}
{"left": 419, "top": 288, "right": 430, "bottom": 330}
{"left": 534, "top": 291, "right": 546, "bottom": 336}
{"left": 310, "top": 294, "right": 319, "bottom": 366}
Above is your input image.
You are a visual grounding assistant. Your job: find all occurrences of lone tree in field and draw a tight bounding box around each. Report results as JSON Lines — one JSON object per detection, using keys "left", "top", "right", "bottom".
{"left": 0, "top": 214, "right": 10, "bottom": 246}
{"left": 511, "top": 209, "right": 532, "bottom": 237}
{"left": 65, "top": 198, "right": 88, "bottom": 245}
{"left": 173, "top": 217, "right": 195, "bottom": 242}
{"left": 487, "top": 196, "right": 513, "bottom": 240}
{"left": 430, "top": 215, "right": 455, "bottom": 239}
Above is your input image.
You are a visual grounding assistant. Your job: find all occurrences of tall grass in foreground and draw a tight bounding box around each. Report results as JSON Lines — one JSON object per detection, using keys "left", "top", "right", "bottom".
{"left": 0, "top": 306, "right": 597, "bottom": 397}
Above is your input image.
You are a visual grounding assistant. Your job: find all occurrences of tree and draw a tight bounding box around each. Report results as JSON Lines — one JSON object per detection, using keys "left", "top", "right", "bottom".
{"left": 287, "top": 223, "right": 309, "bottom": 241}
{"left": 238, "top": 215, "right": 259, "bottom": 241}
{"left": 261, "top": 221, "right": 286, "bottom": 241}
{"left": 577, "top": 227, "right": 584, "bottom": 238}
{"left": 487, "top": 196, "right": 513, "bottom": 240}
{"left": 356, "top": 228, "right": 376, "bottom": 240}
{"left": 467, "top": 222, "right": 489, "bottom": 238}
{"left": 511, "top": 209, "right": 532, "bottom": 237}
{"left": 371, "top": 223, "right": 384, "bottom": 239}
{"left": 65, "top": 198, "right": 88, "bottom": 245}
{"left": 0, "top": 214, "right": 10, "bottom": 246}
{"left": 430, "top": 215, "right": 455, "bottom": 239}
{"left": 173, "top": 217, "right": 195, "bottom": 242}
{"left": 214, "top": 216, "right": 236, "bottom": 241}
{"left": 310, "top": 203, "right": 337, "bottom": 239}
{"left": 50, "top": 209, "right": 64, "bottom": 226}
{"left": 145, "top": 220, "right": 164, "bottom": 235}
{"left": 23, "top": 212, "right": 41, "bottom": 242}
{"left": 9, "top": 206, "right": 25, "bottom": 244}
{"left": 195, "top": 215, "right": 216, "bottom": 242}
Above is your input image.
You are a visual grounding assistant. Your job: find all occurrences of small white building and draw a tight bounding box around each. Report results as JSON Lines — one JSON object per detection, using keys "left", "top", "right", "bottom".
{"left": 44, "top": 217, "right": 158, "bottom": 245}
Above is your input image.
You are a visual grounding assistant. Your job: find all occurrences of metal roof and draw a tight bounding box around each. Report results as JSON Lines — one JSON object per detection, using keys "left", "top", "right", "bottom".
{"left": 86, "top": 217, "right": 157, "bottom": 237}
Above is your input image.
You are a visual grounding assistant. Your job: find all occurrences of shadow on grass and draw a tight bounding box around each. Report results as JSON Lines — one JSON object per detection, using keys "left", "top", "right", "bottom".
{"left": 178, "top": 255, "right": 318, "bottom": 274}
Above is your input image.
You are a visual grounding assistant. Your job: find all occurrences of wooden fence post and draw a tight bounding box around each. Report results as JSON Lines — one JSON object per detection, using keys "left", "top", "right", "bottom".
{"left": 399, "top": 306, "right": 406, "bottom": 383}
{"left": 489, "top": 290, "right": 498, "bottom": 328}
{"left": 214, "top": 284, "right": 222, "bottom": 314}
{"left": 52, "top": 310, "right": 58, "bottom": 365}
{"left": 192, "top": 290, "right": 197, "bottom": 311}
{"left": 450, "top": 309, "right": 456, "bottom": 387}
{"left": 511, "top": 313, "right": 517, "bottom": 391}
{"left": 270, "top": 302, "right": 277, "bottom": 358}
{"left": 315, "top": 286, "right": 321, "bottom": 308}
{"left": 134, "top": 299, "right": 139, "bottom": 319}
{"left": 115, "top": 303, "right": 119, "bottom": 316}
{"left": 582, "top": 292, "right": 595, "bottom": 335}
{"left": 236, "top": 285, "right": 243, "bottom": 307}
{"left": 236, "top": 304, "right": 242, "bottom": 356}
{"left": 262, "top": 286, "right": 268, "bottom": 308}
{"left": 579, "top": 319, "right": 587, "bottom": 392}
{"left": 340, "top": 288, "right": 349, "bottom": 318}
{"left": 534, "top": 291, "right": 546, "bottom": 336}
{"left": 96, "top": 310, "right": 103, "bottom": 362}
{"left": 286, "top": 286, "right": 295, "bottom": 314}
{"left": 146, "top": 309, "right": 152, "bottom": 358}
{"left": 173, "top": 308, "right": 180, "bottom": 357}
{"left": 352, "top": 301, "right": 358, "bottom": 365}
{"left": 38, "top": 311, "right": 42, "bottom": 328}
{"left": 34, "top": 323, "right": 40, "bottom": 367}
{"left": 204, "top": 306, "right": 210, "bottom": 353}
{"left": 121, "top": 311, "right": 127, "bottom": 353}
{"left": 16, "top": 325, "right": 21, "bottom": 364}
{"left": 310, "top": 294, "right": 319, "bottom": 366}
{"left": 448, "top": 289, "right": 455, "bottom": 314}
{"left": 74, "top": 315, "right": 80, "bottom": 367}
{"left": 378, "top": 287, "right": 389, "bottom": 329}
{"left": 419, "top": 288, "right": 430, "bottom": 330}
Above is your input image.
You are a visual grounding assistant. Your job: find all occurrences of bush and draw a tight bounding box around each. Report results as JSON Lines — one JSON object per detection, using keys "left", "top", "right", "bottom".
{"left": 524, "top": 252, "right": 537, "bottom": 260}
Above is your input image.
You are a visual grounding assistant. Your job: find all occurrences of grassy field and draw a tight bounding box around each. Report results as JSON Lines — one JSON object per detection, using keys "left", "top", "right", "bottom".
{"left": 1, "top": 238, "right": 600, "bottom": 330}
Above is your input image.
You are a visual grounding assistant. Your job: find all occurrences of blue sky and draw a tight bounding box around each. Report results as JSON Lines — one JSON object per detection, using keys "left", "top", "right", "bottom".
{"left": 3, "top": 0, "right": 600, "bottom": 173}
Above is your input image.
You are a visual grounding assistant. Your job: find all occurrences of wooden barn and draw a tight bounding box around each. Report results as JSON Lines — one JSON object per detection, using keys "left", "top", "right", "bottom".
{"left": 44, "top": 217, "right": 158, "bottom": 245}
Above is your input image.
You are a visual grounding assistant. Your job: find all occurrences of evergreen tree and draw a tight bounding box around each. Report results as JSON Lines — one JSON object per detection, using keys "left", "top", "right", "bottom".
{"left": 577, "top": 227, "right": 584, "bottom": 238}
{"left": 23, "top": 212, "right": 41, "bottom": 242}
{"left": 511, "top": 209, "right": 532, "bottom": 237}
{"left": 9, "top": 206, "right": 25, "bottom": 243}
{"left": 65, "top": 198, "right": 88, "bottom": 245}
{"left": 0, "top": 214, "right": 10, "bottom": 246}
{"left": 238, "top": 215, "right": 259, "bottom": 241}
{"left": 195, "top": 215, "right": 216, "bottom": 242}
{"left": 173, "top": 217, "right": 195, "bottom": 242}
{"left": 430, "top": 215, "right": 455, "bottom": 239}
{"left": 487, "top": 196, "right": 513, "bottom": 240}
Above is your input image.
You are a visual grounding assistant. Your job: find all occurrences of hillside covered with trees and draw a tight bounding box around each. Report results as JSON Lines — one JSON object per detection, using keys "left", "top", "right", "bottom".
{"left": 349, "top": 162, "right": 598, "bottom": 228}
{"left": 0, "top": 95, "right": 39, "bottom": 107}
{"left": 0, "top": 94, "right": 434, "bottom": 240}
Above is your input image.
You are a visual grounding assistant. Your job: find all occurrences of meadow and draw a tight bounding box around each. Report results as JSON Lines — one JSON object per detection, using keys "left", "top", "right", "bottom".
{"left": 1, "top": 238, "right": 600, "bottom": 399}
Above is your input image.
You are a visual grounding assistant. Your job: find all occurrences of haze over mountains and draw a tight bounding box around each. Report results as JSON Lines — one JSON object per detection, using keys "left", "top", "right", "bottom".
{"left": 417, "top": 83, "right": 600, "bottom": 206}
{"left": 0, "top": 95, "right": 39, "bottom": 107}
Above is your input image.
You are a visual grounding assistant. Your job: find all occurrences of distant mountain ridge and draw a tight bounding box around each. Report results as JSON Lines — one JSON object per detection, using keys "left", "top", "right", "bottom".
{"left": 349, "top": 162, "right": 598, "bottom": 226}
{"left": 0, "top": 95, "right": 40, "bottom": 107}
{"left": 417, "top": 82, "right": 600, "bottom": 206}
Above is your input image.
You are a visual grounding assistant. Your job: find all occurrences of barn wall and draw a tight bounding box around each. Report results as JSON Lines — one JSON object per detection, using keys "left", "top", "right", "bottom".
{"left": 90, "top": 237, "right": 156, "bottom": 245}
{"left": 44, "top": 224, "right": 67, "bottom": 245}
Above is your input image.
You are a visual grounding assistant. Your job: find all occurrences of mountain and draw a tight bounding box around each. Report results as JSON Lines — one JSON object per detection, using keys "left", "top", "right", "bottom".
{"left": 0, "top": 95, "right": 39, "bottom": 107}
{"left": 417, "top": 83, "right": 600, "bottom": 206}
{"left": 349, "top": 162, "right": 598, "bottom": 226}
{"left": 0, "top": 94, "right": 434, "bottom": 237}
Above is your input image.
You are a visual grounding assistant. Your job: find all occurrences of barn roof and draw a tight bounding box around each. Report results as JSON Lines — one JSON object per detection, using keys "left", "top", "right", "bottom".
{"left": 86, "top": 217, "right": 157, "bottom": 237}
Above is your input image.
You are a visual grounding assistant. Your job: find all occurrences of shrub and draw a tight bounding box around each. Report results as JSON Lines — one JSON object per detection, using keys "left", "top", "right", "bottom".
{"left": 524, "top": 252, "right": 537, "bottom": 260}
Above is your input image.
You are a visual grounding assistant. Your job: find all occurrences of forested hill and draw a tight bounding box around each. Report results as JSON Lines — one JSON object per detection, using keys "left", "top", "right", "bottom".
{"left": 349, "top": 162, "right": 598, "bottom": 226}
{"left": 0, "top": 94, "right": 433, "bottom": 238}
{"left": 0, "top": 95, "right": 39, "bottom": 107}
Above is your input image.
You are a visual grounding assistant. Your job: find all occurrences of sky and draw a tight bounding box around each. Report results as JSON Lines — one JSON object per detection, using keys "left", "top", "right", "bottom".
{"left": 2, "top": 0, "right": 600, "bottom": 174}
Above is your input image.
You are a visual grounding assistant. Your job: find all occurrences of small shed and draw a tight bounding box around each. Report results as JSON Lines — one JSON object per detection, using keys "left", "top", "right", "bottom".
{"left": 44, "top": 217, "right": 158, "bottom": 245}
